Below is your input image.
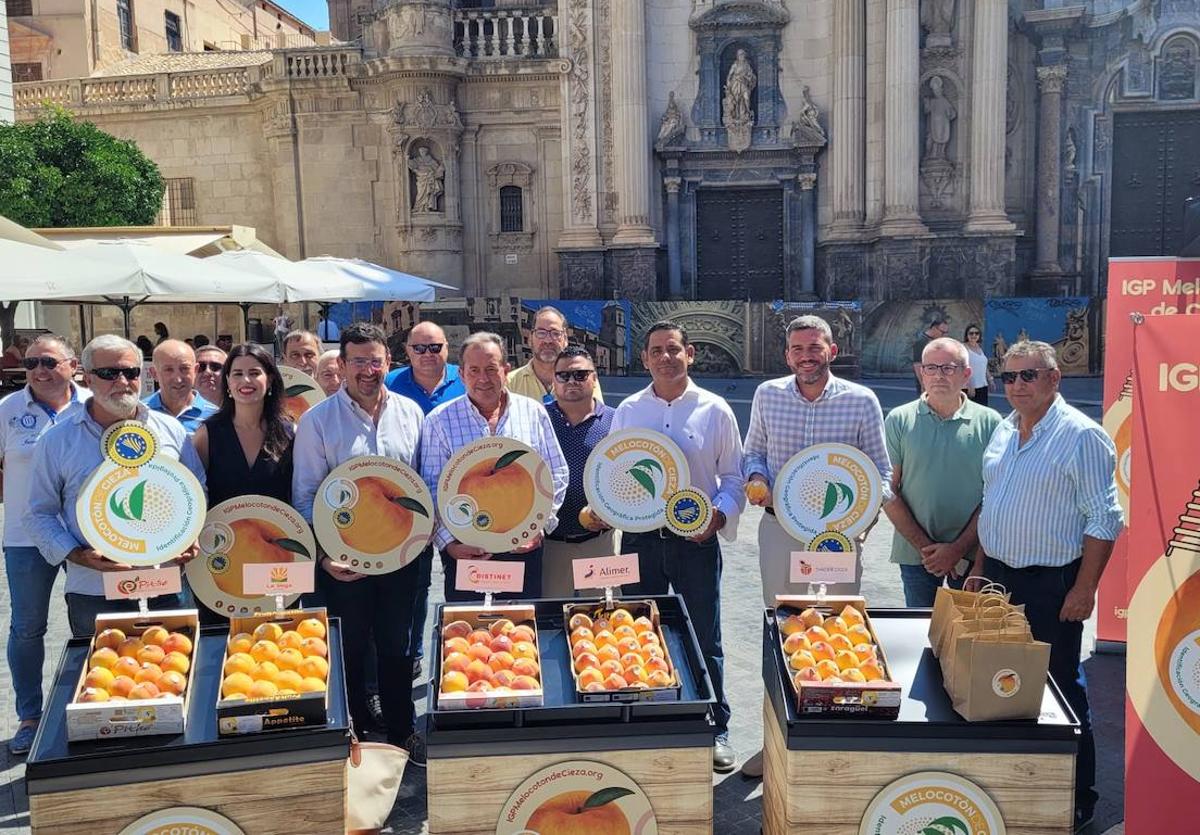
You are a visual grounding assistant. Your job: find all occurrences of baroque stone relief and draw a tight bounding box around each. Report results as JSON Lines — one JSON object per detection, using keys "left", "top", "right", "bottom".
{"left": 393, "top": 88, "right": 462, "bottom": 130}
{"left": 723, "top": 48, "right": 757, "bottom": 152}
{"left": 657, "top": 91, "right": 686, "bottom": 149}
{"left": 920, "top": 0, "right": 956, "bottom": 48}
{"left": 566, "top": 0, "right": 593, "bottom": 224}
{"left": 408, "top": 145, "right": 445, "bottom": 213}
{"left": 791, "top": 85, "right": 826, "bottom": 145}
{"left": 1159, "top": 37, "right": 1197, "bottom": 100}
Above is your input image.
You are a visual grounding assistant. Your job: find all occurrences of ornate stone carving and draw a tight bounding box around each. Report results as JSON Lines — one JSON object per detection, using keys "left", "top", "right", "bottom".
{"left": 657, "top": 91, "right": 686, "bottom": 148}
{"left": 1036, "top": 64, "right": 1067, "bottom": 94}
{"left": 1159, "top": 40, "right": 1197, "bottom": 100}
{"left": 1006, "top": 63, "right": 1020, "bottom": 135}
{"left": 598, "top": 0, "right": 614, "bottom": 224}
{"left": 797, "top": 172, "right": 817, "bottom": 191}
{"left": 723, "top": 48, "right": 757, "bottom": 153}
{"left": 408, "top": 146, "right": 445, "bottom": 213}
{"left": 920, "top": 160, "right": 956, "bottom": 208}
{"left": 1064, "top": 127, "right": 1077, "bottom": 172}
{"left": 792, "top": 85, "right": 826, "bottom": 144}
{"left": 567, "top": 0, "right": 593, "bottom": 223}
{"left": 393, "top": 89, "right": 462, "bottom": 129}
{"left": 922, "top": 75, "right": 956, "bottom": 161}
{"left": 920, "top": 0, "right": 956, "bottom": 48}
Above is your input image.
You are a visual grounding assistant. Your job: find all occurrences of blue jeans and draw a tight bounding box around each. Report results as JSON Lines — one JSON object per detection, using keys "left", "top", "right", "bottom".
{"left": 983, "top": 557, "right": 1096, "bottom": 816}
{"left": 898, "top": 563, "right": 966, "bottom": 608}
{"left": 65, "top": 592, "right": 186, "bottom": 640}
{"left": 621, "top": 531, "right": 730, "bottom": 735}
{"left": 4, "top": 546, "right": 63, "bottom": 722}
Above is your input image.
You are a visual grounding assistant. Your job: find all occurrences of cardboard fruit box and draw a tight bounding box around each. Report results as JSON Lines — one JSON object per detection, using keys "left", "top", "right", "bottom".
{"left": 66, "top": 610, "right": 200, "bottom": 742}
{"left": 564, "top": 599, "right": 682, "bottom": 704}
{"left": 774, "top": 595, "right": 901, "bottom": 719}
{"left": 216, "top": 608, "right": 330, "bottom": 736}
{"left": 436, "top": 604, "right": 544, "bottom": 711}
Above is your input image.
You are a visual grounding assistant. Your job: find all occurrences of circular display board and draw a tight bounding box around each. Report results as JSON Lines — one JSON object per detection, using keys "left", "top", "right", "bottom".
{"left": 772, "top": 443, "right": 883, "bottom": 547}
{"left": 1101, "top": 396, "right": 1132, "bottom": 523}
{"left": 663, "top": 488, "right": 713, "bottom": 538}
{"left": 76, "top": 457, "right": 206, "bottom": 566}
{"left": 582, "top": 429, "right": 691, "bottom": 533}
{"left": 438, "top": 437, "right": 555, "bottom": 552}
{"left": 496, "top": 759, "right": 657, "bottom": 835}
{"left": 186, "top": 496, "right": 316, "bottom": 616}
{"left": 279, "top": 365, "right": 325, "bottom": 424}
{"left": 313, "top": 455, "right": 435, "bottom": 573}
{"left": 101, "top": 420, "right": 159, "bottom": 468}
{"left": 858, "top": 771, "right": 1006, "bottom": 835}
{"left": 118, "top": 807, "right": 246, "bottom": 835}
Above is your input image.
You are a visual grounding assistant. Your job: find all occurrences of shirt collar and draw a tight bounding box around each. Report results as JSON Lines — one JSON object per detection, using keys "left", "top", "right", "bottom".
{"left": 338, "top": 386, "right": 389, "bottom": 422}
{"left": 647, "top": 377, "right": 699, "bottom": 404}
{"left": 1004, "top": 394, "right": 1066, "bottom": 434}
{"left": 549, "top": 398, "right": 605, "bottom": 426}
{"left": 75, "top": 399, "right": 151, "bottom": 427}
{"left": 792, "top": 373, "right": 845, "bottom": 403}
{"left": 147, "top": 388, "right": 201, "bottom": 417}
{"left": 917, "top": 392, "right": 972, "bottom": 421}
{"left": 22, "top": 382, "right": 81, "bottom": 409}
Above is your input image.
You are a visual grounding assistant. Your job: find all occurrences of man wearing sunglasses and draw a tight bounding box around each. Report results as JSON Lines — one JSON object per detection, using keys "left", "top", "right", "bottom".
{"left": 542, "top": 346, "right": 616, "bottom": 597}
{"left": 145, "top": 340, "right": 218, "bottom": 433}
{"left": 974, "top": 341, "right": 1122, "bottom": 833}
{"left": 508, "top": 306, "right": 603, "bottom": 405}
{"left": 25, "top": 335, "right": 204, "bottom": 640}
{"left": 194, "top": 345, "right": 227, "bottom": 407}
{"left": 0, "top": 335, "right": 89, "bottom": 755}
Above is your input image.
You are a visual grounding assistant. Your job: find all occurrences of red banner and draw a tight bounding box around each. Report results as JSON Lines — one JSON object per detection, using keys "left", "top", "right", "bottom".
{"left": 1098, "top": 258, "right": 1200, "bottom": 643}
{"left": 1125, "top": 313, "right": 1200, "bottom": 830}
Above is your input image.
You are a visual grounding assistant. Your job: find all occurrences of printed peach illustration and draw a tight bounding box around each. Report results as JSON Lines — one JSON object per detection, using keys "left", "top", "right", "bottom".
{"left": 456, "top": 451, "right": 535, "bottom": 534}
{"left": 1155, "top": 567, "right": 1200, "bottom": 734}
{"left": 213, "top": 519, "right": 311, "bottom": 597}
{"left": 338, "top": 476, "right": 428, "bottom": 554}
{"left": 282, "top": 381, "right": 319, "bottom": 423}
{"left": 525, "top": 789, "right": 633, "bottom": 835}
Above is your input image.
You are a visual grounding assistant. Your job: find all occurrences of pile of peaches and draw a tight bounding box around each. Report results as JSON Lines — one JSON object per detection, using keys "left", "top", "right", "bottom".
{"left": 78, "top": 626, "right": 193, "bottom": 703}
{"left": 439, "top": 617, "right": 541, "bottom": 696}
{"left": 220, "top": 618, "right": 329, "bottom": 701}
{"left": 779, "top": 605, "right": 887, "bottom": 687}
{"left": 569, "top": 608, "right": 673, "bottom": 692}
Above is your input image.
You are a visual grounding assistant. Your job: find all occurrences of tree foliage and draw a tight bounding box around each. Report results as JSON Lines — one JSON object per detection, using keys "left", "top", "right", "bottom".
{"left": 0, "top": 106, "right": 164, "bottom": 227}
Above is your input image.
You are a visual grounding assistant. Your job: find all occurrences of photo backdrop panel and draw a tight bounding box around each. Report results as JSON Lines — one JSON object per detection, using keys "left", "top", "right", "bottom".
{"left": 983, "top": 296, "right": 1096, "bottom": 376}
{"left": 861, "top": 299, "right": 985, "bottom": 376}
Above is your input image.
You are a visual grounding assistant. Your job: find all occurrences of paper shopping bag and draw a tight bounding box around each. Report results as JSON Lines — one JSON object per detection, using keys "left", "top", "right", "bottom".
{"left": 946, "top": 623, "right": 1050, "bottom": 721}
{"left": 929, "top": 581, "right": 1009, "bottom": 658}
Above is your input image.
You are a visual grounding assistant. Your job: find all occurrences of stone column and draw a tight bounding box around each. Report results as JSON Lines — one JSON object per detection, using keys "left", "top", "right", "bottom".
{"left": 1033, "top": 64, "right": 1067, "bottom": 278}
{"left": 879, "top": 0, "right": 928, "bottom": 236}
{"left": 965, "top": 0, "right": 1015, "bottom": 232}
{"left": 830, "top": 0, "right": 866, "bottom": 234}
{"left": 664, "top": 177, "right": 683, "bottom": 298}
{"left": 611, "top": 0, "right": 656, "bottom": 245}
{"left": 799, "top": 173, "right": 818, "bottom": 295}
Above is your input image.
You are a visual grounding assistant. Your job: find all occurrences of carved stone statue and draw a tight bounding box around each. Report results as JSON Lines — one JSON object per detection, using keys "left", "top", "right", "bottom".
{"left": 408, "top": 146, "right": 445, "bottom": 213}
{"left": 657, "top": 91, "right": 685, "bottom": 147}
{"left": 922, "top": 76, "right": 956, "bottom": 161}
{"left": 920, "top": 0, "right": 956, "bottom": 39}
{"left": 1065, "top": 127, "right": 1078, "bottom": 171}
{"left": 723, "top": 49, "right": 757, "bottom": 128}
{"left": 793, "top": 85, "right": 826, "bottom": 144}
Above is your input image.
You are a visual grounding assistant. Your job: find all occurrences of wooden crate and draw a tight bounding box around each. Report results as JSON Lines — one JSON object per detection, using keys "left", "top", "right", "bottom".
{"left": 29, "top": 754, "right": 345, "bottom": 835}
{"left": 427, "top": 744, "right": 713, "bottom": 834}
{"left": 761, "top": 696, "right": 1074, "bottom": 835}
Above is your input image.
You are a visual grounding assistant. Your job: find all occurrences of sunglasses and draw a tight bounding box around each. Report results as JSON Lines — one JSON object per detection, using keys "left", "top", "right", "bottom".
{"left": 21, "top": 356, "right": 62, "bottom": 371}
{"left": 999, "top": 368, "right": 1049, "bottom": 384}
{"left": 90, "top": 366, "right": 142, "bottom": 381}
{"left": 967, "top": 331, "right": 981, "bottom": 337}
{"left": 409, "top": 343, "right": 443, "bottom": 355}
{"left": 197, "top": 361, "right": 223, "bottom": 373}
{"left": 554, "top": 370, "right": 595, "bottom": 383}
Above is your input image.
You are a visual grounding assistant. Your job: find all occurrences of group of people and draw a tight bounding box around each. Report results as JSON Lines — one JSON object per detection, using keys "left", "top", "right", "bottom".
{"left": 0, "top": 307, "right": 1118, "bottom": 828}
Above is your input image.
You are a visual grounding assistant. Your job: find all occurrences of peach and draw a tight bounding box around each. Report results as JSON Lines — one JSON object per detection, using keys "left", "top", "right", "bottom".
{"left": 157, "top": 670, "right": 187, "bottom": 695}
{"left": 780, "top": 614, "right": 808, "bottom": 636}
{"left": 617, "top": 637, "right": 641, "bottom": 656}
{"left": 609, "top": 609, "right": 634, "bottom": 628}
{"left": 300, "top": 637, "right": 327, "bottom": 658}
{"left": 492, "top": 669, "right": 516, "bottom": 688}
{"left": 585, "top": 681, "right": 607, "bottom": 692}
{"left": 467, "top": 643, "right": 493, "bottom": 663}
{"left": 162, "top": 652, "right": 190, "bottom": 675}
{"left": 298, "top": 677, "right": 326, "bottom": 693}
{"left": 95, "top": 628, "right": 125, "bottom": 650}
{"left": 276, "top": 648, "right": 305, "bottom": 672}
{"left": 255, "top": 661, "right": 280, "bottom": 684}
{"left": 512, "top": 675, "right": 539, "bottom": 691}
{"left": 465, "top": 659, "right": 493, "bottom": 684}
{"left": 641, "top": 643, "right": 664, "bottom": 659}
{"left": 222, "top": 673, "right": 253, "bottom": 698}
{"left": 852, "top": 643, "right": 877, "bottom": 663}
{"left": 442, "top": 619, "right": 472, "bottom": 640}
{"left": 823, "top": 616, "right": 849, "bottom": 638}
{"left": 228, "top": 632, "right": 254, "bottom": 655}
{"left": 224, "top": 652, "right": 256, "bottom": 677}
{"left": 141, "top": 626, "right": 170, "bottom": 647}
{"left": 443, "top": 652, "right": 470, "bottom": 674}
{"left": 799, "top": 607, "right": 824, "bottom": 628}
{"left": 78, "top": 687, "right": 109, "bottom": 702}
{"left": 467, "top": 680, "right": 492, "bottom": 693}
{"left": 488, "top": 651, "right": 516, "bottom": 672}
{"left": 789, "top": 649, "right": 817, "bottom": 671}
{"left": 253, "top": 622, "right": 284, "bottom": 643}
{"left": 846, "top": 623, "right": 872, "bottom": 644}
{"left": 593, "top": 629, "right": 617, "bottom": 648}
{"left": 645, "top": 656, "right": 670, "bottom": 675}
{"left": 622, "top": 665, "right": 647, "bottom": 685}
{"left": 825, "top": 675, "right": 844, "bottom": 684}
{"left": 443, "top": 636, "right": 470, "bottom": 657}
{"left": 828, "top": 634, "right": 855, "bottom": 653}
{"left": 512, "top": 657, "right": 540, "bottom": 678}
{"left": 599, "top": 659, "right": 623, "bottom": 678}
{"left": 571, "top": 639, "right": 597, "bottom": 659}
{"left": 602, "top": 673, "right": 626, "bottom": 691}
{"left": 274, "top": 670, "right": 304, "bottom": 691}
{"left": 805, "top": 625, "right": 830, "bottom": 644}
{"left": 568, "top": 613, "right": 593, "bottom": 631}
{"left": 793, "top": 667, "right": 822, "bottom": 684}
{"left": 835, "top": 650, "right": 860, "bottom": 671}
{"left": 85, "top": 667, "right": 116, "bottom": 690}
{"left": 574, "top": 652, "right": 599, "bottom": 673}
{"left": 441, "top": 670, "right": 469, "bottom": 692}
{"left": 135, "top": 663, "right": 163, "bottom": 685}
{"left": 488, "top": 634, "right": 514, "bottom": 655}
{"left": 488, "top": 618, "right": 515, "bottom": 637}
{"left": 859, "top": 661, "right": 885, "bottom": 682}
{"left": 744, "top": 479, "right": 771, "bottom": 504}
{"left": 116, "top": 637, "right": 144, "bottom": 659}
{"left": 637, "top": 631, "right": 660, "bottom": 647}
{"left": 809, "top": 641, "right": 836, "bottom": 663}
{"left": 468, "top": 629, "right": 491, "bottom": 646}
{"left": 249, "top": 680, "right": 279, "bottom": 699}
{"left": 509, "top": 625, "right": 536, "bottom": 644}
{"left": 840, "top": 605, "right": 866, "bottom": 626}
{"left": 129, "top": 682, "right": 160, "bottom": 700}
{"left": 136, "top": 645, "right": 166, "bottom": 666}
{"left": 113, "top": 656, "right": 140, "bottom": 678}
{"left": 782, "top": 632, "right": 811, "bottom": 654}
{"left": 596, "top": 644, "right": 621, "bottom": 664}
{"left": 647, "top": 669, "right": 673, "bottom": 688}
{"left": 592, "top": 618, "right": 611, "bottom": 633}
{"left": 162, "top": 632, "right": 193, "bottom": 656}
{"left": 569, "top": 627, "right": 595, "bottom": 645}
{"left": 577, "top": 667, "right": 603, "bottom": 688}
{"left": 250, "top": 640, "right": 281, "bottom": 664}
{"left": 815, "top": 660, "right": 841, "bottom": 680}
{"left": 278, "top": 630, "right": 304, "bottom": 651}
{"left": 619, "top": 652, "right": 644, "bottom": 670}
{"left": 633, "top": 616, "right": 654, "bottom": 634}
{"left": 110, "top": 676, "right": 136, "bottom": 697}
{"left": 842, "top": 668, "right": 867, "bottom": 683}
{"left": 512, "top": 641, "right": 537, "bottom": 661}
{"left": 613, "top": 624, "right": 637, "bottom": 641}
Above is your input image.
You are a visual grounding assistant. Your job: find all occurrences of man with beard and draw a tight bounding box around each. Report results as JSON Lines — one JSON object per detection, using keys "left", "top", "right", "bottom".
{"left": 508, "top": 306, "right": 603, "bottom": 404}
{"left": 612, "top": 321, "right": 745, "bottom": 773}
{"left": 292, "top": 323, "right": 428, "bottom": 765}
{"left": 145, "top": 339, "right": 218, "bottom": 433}
{"left": 0, "top": 335, "right": 90, "bottom": 755}
{"left": 195, "top": 344, "right": 227, "bottom": 407}
{"left": 25, "top": 335, "right": 203, "bottom": 639}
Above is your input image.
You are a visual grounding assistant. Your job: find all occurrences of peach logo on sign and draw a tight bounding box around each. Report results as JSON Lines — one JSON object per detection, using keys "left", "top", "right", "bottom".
{"left": 243, "top": 561, "right": 315, "bottom": 596}
{"left": 455, "top": 559, "right": 526, "bottom": 593}
{"left": 789, "top": 551, "right": 857, "bottom": 585}
{"left": 103, "top": 568, "right": 182, "bottom": 601}
{"left": 572, "top": 554, "right": 640, "bottom": 590}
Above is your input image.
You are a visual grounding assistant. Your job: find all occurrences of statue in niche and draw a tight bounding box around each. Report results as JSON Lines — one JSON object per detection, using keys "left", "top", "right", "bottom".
{"left": 657, "top": 91, "right": 685, "bottom": 147}
{"left": 793, "top": 85, "right": 826, "bottom": 143}
{"left": 1159, "top": 42, "right": 1197, "bottom": 100}
{"left": 1065, "top": 127, "right": 1078, "bottom": 171}
{"left": 923, "top": 76, "right": 956, "bottom": 161}
{"left": 920, "top": 0, "right": 955, "bottom": 47}
{"left": 408, "top": 146, "right": 445, "bottom": 213}
{"left": 724, "top": 49, "right": 757, "bottom": 127}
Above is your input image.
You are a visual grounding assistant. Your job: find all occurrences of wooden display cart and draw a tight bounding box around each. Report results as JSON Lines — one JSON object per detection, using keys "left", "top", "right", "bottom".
{"left": 761, "top": 609, "right": 1079, "bottom": 835}
{"left": 27, "top": 622, "right": 351, "bottom": 835}
{"left": 426, "top": 594, "right": 717, "bottom": 834}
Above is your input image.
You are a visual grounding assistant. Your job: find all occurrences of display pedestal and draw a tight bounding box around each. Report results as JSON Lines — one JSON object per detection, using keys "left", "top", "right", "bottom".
{"left": 761, "top": 610, "right": 1079, "bottom": 835}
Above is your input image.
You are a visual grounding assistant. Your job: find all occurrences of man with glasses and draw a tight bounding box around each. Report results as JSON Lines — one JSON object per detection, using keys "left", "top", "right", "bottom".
{"left": 883, "top": 338, "right": 1001, "bottom": 607}
{"left": 508, "top": 306, "right": 603, "bottom": 404}
{"left": 282, "top": 330, "right": 321, "bottom": 377}
{"left": 973, "top": 341, "right": 1121, "bottom": 833}
{"left": 420, "top": 331, "right": 568, "bottom": 601}
{"left": 293, "top": 323, "right": 429, "bottom": 764}
{"left": 0, "top": 335, "right": 89, "bottom": 755}
{"left": 26, "top": 334, "right": 203, "bottom": 640}
{"left": 542, "top": 346, "right": 615, "bottom": 597}
{"left": 145, "top": 340, "right": 218, "bottom": 433}
{"left": 195, "top": 344, "right": 227, "bottom": 407}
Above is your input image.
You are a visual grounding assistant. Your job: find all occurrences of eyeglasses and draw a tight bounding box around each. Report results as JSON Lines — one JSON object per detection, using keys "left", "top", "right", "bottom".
{"left": 554, "top": 370, "right": 595, "bottom": 383}
{"left": 533, "top": 328, "right": 566, "bottom": 340}
{"left": 966, "top": 331, "right": 981, "bottom": 337}
{"left": 1000, "top": 368, "right": 1049, "bottom": 384}
{"left": 197, "top": 361, "right": 223, "bottom": 373}
{"left": 409, "top": 343, "right": 443, "bottom": 355}
{"left": 347, "top": 358, "right": 385, "bottom": 370}
{"left": 90, "top": 366, "right": 142, "bottom": 381}
{"left": 21, "top": 356, "right": 62, "bottom": 371}
{"left": 920, "top": 363, "right": 963, "bottom": 376}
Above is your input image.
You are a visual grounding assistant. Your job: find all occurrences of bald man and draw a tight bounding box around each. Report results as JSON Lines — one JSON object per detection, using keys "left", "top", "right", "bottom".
{"left": 145, "top": 339, "right": 218, "bottom": 433}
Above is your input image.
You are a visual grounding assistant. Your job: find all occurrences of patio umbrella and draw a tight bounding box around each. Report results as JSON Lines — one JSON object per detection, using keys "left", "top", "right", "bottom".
{"left": 205, "top": 250, "right": 362, "bottom": 303}
{"left": 300, "top": 256, "right": 456, "bottom": 302}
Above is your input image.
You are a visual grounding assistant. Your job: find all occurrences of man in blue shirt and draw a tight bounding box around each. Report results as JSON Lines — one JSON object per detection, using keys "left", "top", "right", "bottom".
{"left": 144, "top": 339, "right": 217, "bottom": 433}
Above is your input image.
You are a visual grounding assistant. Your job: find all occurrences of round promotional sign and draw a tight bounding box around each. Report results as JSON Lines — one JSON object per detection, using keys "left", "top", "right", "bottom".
{"left": 1101, "top": 395, "right": 1132, "bottom": 522}
{"left": 313, "top": 456, "right": 435, "bottom": 573}
{"left": 76, "top": 458, "right": 206, "bottom": 566}
{"left": 101, "top": 420, "right": 159, "bottom": 468}
{"left": 186, "top": 496, "right": 316, "bottom": 616}
{"left": 858, "top": 771, "right": 1006, "bottom": 835}
{"left": 773, "top": 443, "right": 883, "bottom": 546}
{"left": 497, "top": 759, "right": 657, "bottom": 835}
{"left": 582, "top": 429, "right": 690, "bottom": 533}
{"left": 279, "top": 365, "right": 325, "bottom": 424}
{"left": 663, "top": 488, "right": 712, "bottom": 538}
{"left": 438, "top": 437, "right": 556, "bottom": 552}
{"left": 118, "top": 806, "right": 245, "bottom": 835}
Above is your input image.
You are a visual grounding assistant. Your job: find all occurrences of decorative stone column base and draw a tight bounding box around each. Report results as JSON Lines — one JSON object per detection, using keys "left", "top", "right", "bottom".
{"left": 1029, "top": 266, "right": 1076, "bottom": 297}
{"left": 817, "top": 234, "right": 1017, "bottom": 300}
{"left": 557, "top": 250, "right": 606, "bottom": 299}
{"left": 609, "top": 246, "right": 659, "bottom": 300}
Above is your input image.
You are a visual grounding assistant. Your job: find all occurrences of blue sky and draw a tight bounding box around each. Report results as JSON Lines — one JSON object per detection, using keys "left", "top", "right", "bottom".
{"left": 276, "top": 0, "right": 329, "bottom": 31}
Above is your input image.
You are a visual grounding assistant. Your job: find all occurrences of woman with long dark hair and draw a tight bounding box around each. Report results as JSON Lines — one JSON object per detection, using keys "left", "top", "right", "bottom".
{"left": 962, "top": 323, "right": 991, "bottom": 405}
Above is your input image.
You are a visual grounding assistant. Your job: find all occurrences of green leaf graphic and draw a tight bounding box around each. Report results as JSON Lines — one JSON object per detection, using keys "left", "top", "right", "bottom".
{"left": 338, "top": 489, "right": 351, "bottom": 504}
{"left": 581, "top": 786, "right": 635, "bottom": 809}
{"left": 392, "top": 496, "right": 430, "bottom": 517}
{"left": 633, "top": 458, "right": 664, "bottom": 475}
{"left": 628, "top": 467, "right": 657, "bottom": 498}
{"left": 921, "top": 817, "right": 969, "bottom": 835}
{"left": 272, "top": 538, "right": 312, "bottom": 558}
{"left": 127, "top": 481, "right": 146, "bottom": 521}
{"left": 492, "top": 449, "right": 528, "bottom": 472}
{"left": 836, "top": 482, "right": 854, "bottom": 508}
{"left": 213, "top": 532, "right": 227, "bottom": 550}
{"left": 109, "top": 490, "right": 132, "bottom": 521}
{"left": 821, "top": 482, "right": 839, "bottom": 518}
{"left": 284, "top": 384, "right": 314, "bottom": 397}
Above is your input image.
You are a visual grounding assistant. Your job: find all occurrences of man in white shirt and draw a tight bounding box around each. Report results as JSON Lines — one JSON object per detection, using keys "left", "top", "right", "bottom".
{"left": 292, "top": 322, "right": 428, "bottom": 764}
{"left": 611, "top": 321, "right": 745, "bottom": 773}
{"left": 420, "top": 332, "right": 569, "bottom": 602}
{"left": 0, "top": 335, "right": 89, "bottom": 755}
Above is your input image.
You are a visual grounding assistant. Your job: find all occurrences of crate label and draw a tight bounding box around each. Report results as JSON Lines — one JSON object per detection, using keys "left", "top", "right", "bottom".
{"left": 572, "top": 553, "right": 640, "bottom": 590}
{"left": 789, "top": 551, "right": 857, "bottom": 585}
{"left": 243, "top": 561, "right": 315, "bottom": 596}
{"left": 102, "top": 567, "right": 182, "bottom": 601}
{"left": 497, "top": 760, "right": 657, "bottom": 834}
{"left": 118, "top": 806, "right": 246, "bottom": 835}
{"left": 219, "top": 714, "right": 263, "bottom": 735}
{"left": 857, "top": 771, "right": 1006, "bottom": 835}
{"left": 455, "top": 559, "right": 526, "bottom": 593}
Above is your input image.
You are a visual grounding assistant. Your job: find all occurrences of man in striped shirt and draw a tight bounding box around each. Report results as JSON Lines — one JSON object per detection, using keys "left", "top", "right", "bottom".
{"left": 974, "top": 340, "right": 1122, "bottom": 833}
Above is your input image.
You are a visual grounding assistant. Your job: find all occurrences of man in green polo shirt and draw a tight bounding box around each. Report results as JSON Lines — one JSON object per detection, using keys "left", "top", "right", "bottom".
{"left": 884, "top": 337, "right": 1002, "bottom": 606}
